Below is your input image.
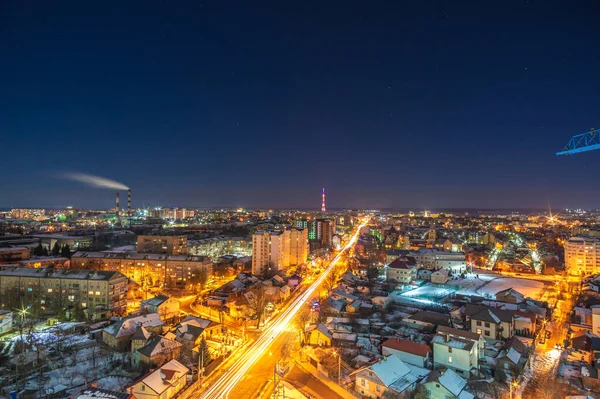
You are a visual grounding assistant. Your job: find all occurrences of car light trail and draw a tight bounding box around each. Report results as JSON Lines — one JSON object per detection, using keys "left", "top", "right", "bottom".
{"left": 199, "top": 221, "right": 367, "bottom": 399}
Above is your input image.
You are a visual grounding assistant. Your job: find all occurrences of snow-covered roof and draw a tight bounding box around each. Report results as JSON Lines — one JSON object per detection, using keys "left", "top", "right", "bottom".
{"left": 137, "top": 335, "right": 182, "bottom": 358}
{"left": 371, "top": 355, "right": 411, "bottom": 387}
{"left": 137, "top": 359, "right": 189, "bottom": 394}
{"left": 438, "top": 368, "right": 469, "bottom": 397}
{"left": 76, "top": 387, "right": 132, "bottom": 399}
{"left": 103, "top": 313, "right": 164, "bottom": 338}
{"left": 432, "top": 334, "right": 474, "bottom": 351}
{"left": 506, "top": 347, "right": 521, "bottom": 365}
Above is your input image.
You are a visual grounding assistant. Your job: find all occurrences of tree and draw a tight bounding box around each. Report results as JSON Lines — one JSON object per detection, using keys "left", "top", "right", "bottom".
{"left": 198, "top": 336, "right": 211, "bottom": 376}
{"left": 366, "top": 266, "right": 380, "bottom": 282}
{"left": 294, "top": 307, "right": 311, "bottom": 344}
{"left": 262, "top": 261, "right": 277, "bottom": 279}
{"left": 410, "top": 385, "right": 428, "bottom": 399}
{"left": 71, "top": 304, "right": 85, "bottom": 321}
{"left": 33, "top": 243, "right": 44, "bottom": 256}
{"left": 190, "top": 266, "right": 210, "bottom": 293}
{"left": 323, "top": 271, "right": 338, "bottom": 293}
{"left": 52, "top": 242, "right": 61, "bottom": 256}
{"left": 61, "top": 244, "right": 71, "bottom": 258}
{"left": 247, "top": 285, "right": 268, "bottom": 327}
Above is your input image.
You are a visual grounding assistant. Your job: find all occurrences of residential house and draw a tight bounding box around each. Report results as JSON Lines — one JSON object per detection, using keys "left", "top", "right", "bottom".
{"left": 470, "top": 307, "right": 515, "bottom": 340}
{"left": 403, "top": 310, "right": 451, "bottom": 332}
{"left": 382, "top": 338, "right": 431, "bottom": 368}
{"left": 134, "top": 335, "right": 183, "bottom": 369}
{"left": 441, "top": 239, "right": 463, "bottom": 253}
{"left": 417, "top": 269, "right": 433, "bottom": 281}
{"left": 514, "top": 310, "right": 537, "bottom": 336}
{"left": 433, "top": 327, "right": 484, "bottom": 378}
{"left": 354, "top": 354, "right": 430, "bottom": 398}
{"left": 131, "top": 325, "right": 152, "bottom": 353}
{"left": 420, "top": 368, "right": 474, "bottom": 399}
{"left": 431, "top": 269, "right": 449, "bottom": 284}
{"left": 308, "top": 323, "right": 333, "bottom": 347}
{"left": 129, "top": 359, "right": 189, "bottom": 399}
{"left": 175, "top": 315, "right": 221, "bottom": 356}
{"left": 495, "top": 288, "right": 525, "bottom": 304}
{"left": 495, "top": 337, "right": 528, "bottom": 381}
{"left": 141, "top": 295, "right": 180, "bottom": 323}
{"left": 102, "top": 313, "right": 164, "bottom": 351}
{"left": 385, "top": 257, "right": 417, "bottom": 285}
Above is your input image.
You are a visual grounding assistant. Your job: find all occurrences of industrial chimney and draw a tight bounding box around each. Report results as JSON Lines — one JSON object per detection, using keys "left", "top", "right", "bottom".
{"left": 116, "top": 192, "right": 120, "bottom": 215}
{"left": 127, "top": 189, "right": 131, "bottom": 215}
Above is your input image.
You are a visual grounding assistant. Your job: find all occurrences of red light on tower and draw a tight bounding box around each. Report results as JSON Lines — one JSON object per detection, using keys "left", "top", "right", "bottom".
{"left": 321, "top": 188, "right": 326, "bottom": 212}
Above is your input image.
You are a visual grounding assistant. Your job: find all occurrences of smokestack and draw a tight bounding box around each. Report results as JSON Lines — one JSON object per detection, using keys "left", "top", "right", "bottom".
{"left": 128, "top": 189, "right": 131, "bottom": 214}
{"left": 116, "top": 192, "right": 120, "bottom": 215}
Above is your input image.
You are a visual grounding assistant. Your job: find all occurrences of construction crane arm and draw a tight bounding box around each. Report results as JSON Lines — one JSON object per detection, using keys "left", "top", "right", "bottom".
{"left": 557, "top": 128, "right": 600, "bottom": 155}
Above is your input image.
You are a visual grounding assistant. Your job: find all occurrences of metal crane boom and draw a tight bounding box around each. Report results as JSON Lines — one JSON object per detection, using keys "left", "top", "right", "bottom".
{"left": 557, "top": 128, "right": 600, "bottom": 155}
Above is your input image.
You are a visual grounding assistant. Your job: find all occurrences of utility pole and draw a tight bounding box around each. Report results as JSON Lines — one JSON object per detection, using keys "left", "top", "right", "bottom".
{"left": 198, "top": 343, "right": 204, "bottom": 385}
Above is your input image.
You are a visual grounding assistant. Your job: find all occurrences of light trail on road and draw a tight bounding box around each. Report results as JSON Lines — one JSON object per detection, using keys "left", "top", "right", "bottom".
{"left": 199, "top": 221, "right": 367, "bottom": 399}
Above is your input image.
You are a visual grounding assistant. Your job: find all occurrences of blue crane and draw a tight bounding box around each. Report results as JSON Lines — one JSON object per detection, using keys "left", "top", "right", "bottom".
{"left": 557, "top": 128, "right": 600, "bottom": 155}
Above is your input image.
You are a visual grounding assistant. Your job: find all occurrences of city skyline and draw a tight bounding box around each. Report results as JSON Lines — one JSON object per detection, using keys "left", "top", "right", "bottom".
{"left": 3, "top": 1, "right": 600, "bottom": 209}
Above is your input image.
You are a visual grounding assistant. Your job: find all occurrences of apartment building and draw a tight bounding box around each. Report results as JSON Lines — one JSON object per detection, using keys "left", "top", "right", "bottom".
{"left": 252, "top": 228, "right": 308, "bottom": 276}
{"left": 137, "top": 235, "right": 187, "bottom": 255}
{"left": 0, "top": 267, "right": 128, "bottom": 316}
{"left": 565, "top": 236, "right": 600, "bottom": 276}
{"left": 289, "top": 228, "right": 309, "bottom": 266}
{"left": 71, "top": 251, "right": 212, "bottom": 289}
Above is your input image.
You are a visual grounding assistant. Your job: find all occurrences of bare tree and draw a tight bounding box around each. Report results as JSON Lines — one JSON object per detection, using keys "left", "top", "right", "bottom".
{"left": 323, "top": 271, "right": 338, "bottom": 293}
{"left": 247, "top": 285, "right": 268, "bottom": 327}
{"left": 294, "top": 307, "right": 311, "bottom": 344}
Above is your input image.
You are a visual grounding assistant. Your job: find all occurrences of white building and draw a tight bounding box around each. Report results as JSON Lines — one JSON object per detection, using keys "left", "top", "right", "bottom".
{"left": 385, "top": 258, "right": 417, "bottom": 285}
{"left": 432, "top": 326, "right": 484, "bottom": 378}
{"left": 415, "top": 249, "right": 466, "bottom": 272}
{"left": 565, "top": 237, "right": 600, "bottom": 276}
{"left": 252, "top": 228, "right": 308, "bottom": 276}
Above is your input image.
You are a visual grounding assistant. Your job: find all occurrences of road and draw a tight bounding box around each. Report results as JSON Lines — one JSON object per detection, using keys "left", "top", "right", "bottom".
{"left": 518, "top": 280, "right": 576, "bottom": 398}
{"left": 198, "top": 221, "right": 366, "bottom": 399}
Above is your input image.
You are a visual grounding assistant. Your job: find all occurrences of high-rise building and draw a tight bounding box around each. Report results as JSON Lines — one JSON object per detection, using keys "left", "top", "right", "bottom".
{"left": 289, "top": 228, "right": 309, "bottom": 266}
{"left": 316, "top": 218, "right": 336, "bottom": 247}
{"left": 252, "top": 230, "right": 287, "bottom": 276}
{"left": 252, "top": 228, "right": 308, "bottom": 276}
{"left": 565, "top": 236, "right": 600, "bottom": 276}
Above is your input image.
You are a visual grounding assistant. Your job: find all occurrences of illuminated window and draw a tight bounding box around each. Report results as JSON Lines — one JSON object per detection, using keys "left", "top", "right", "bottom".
{"left": 96, "top": 291, "right": 101, "bottom": 296}
{"left": 48, "top": 289, "right": 53, "bottom": 293}
{"left": 448, "top": 356, "right": 452, "bottom": 363}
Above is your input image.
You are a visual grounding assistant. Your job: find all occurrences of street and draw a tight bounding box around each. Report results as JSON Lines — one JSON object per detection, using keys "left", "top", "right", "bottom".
{"left": 193, "top": 222, "right": 366, "bottom": 399}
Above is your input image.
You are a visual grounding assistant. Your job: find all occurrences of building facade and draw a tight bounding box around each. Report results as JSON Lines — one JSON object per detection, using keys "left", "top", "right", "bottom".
{"left": 252, "top": 228, "right": 308, "bottom": 276}
{"left": 71, "top": 251, "right": 212, "bottom": 289}
{"left": 566, "top": 237, "right": 600, "bottom": 276}
{"left": 0, "top": 267, "right": 128, "bottom": 316}
{"left": 137, "top": 235, "right": 187, "bottom": 255}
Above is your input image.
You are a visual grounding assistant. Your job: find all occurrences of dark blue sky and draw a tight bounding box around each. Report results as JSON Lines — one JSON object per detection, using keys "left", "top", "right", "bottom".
{"left": 2, "top": 1, "right": 600, "bottom": 210}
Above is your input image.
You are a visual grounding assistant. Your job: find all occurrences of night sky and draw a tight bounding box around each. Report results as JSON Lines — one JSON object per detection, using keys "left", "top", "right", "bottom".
{"left": 2, "top": 1, "right": 600, "bottom": 210}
